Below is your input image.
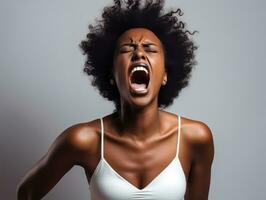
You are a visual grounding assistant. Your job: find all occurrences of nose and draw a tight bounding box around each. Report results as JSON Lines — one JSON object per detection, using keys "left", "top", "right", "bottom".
{"left": 131, "top": 46, "right": 146, "bottom": 61}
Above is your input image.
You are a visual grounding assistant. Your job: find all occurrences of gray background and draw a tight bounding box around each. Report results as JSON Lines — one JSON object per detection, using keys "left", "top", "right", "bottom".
{"left": 0, "top": 0, "right": 265, "bottom": 199}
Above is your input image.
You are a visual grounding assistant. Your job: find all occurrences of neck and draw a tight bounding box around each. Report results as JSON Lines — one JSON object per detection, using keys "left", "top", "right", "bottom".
{"left": 116, "top": 100, "right": 162, "bottom": 141}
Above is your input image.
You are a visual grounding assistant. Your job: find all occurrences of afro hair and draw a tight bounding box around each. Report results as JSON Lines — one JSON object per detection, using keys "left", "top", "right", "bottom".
{"left": 80, "top": 0, "right": 198, "bottom": 110}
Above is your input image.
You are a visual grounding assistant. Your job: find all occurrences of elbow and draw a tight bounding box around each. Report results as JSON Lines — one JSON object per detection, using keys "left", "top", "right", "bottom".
{"left": 17, "top": 182, "right": 33, "bottom": 200}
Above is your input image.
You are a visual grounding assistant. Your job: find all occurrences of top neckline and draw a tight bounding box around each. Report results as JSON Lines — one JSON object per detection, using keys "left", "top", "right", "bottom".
{"left": 91, "top": 114, "right": 182, "bottom": 190}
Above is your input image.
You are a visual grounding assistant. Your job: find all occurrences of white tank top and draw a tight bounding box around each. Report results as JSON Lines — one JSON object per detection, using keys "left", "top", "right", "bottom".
{"left": 89, "top": 115, "right": 186, "bottom": 200}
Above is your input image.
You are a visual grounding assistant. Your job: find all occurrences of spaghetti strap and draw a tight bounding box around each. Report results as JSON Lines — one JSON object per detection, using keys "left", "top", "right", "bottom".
{"left": 100, "top": 118, "right": 104, "bottom": 159}
{"left": 90, "top": 115, "right": 187, "bottom": 199}
{"left": 176, "top": 115, "right": 181, "bottom": 158}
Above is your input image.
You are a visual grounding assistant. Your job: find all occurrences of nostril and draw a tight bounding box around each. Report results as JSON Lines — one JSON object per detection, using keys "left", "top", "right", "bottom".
{"left": 131, "top": 51, "right": 146, "bottom": 61}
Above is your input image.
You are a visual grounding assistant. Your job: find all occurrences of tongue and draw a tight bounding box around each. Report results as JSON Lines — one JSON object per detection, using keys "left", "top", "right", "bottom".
{"left": 131, "top": 83, "right": 146, "bottom": 91}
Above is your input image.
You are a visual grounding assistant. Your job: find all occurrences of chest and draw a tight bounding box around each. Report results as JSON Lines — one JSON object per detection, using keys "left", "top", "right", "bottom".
{"left": 89, "top": 156, "right": 186, "bottom": 200}
{"left": 87, "top": 131, "right": 185, "bottom": 188}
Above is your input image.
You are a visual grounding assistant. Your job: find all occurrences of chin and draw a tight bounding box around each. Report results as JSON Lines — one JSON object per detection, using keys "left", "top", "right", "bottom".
{"left": 125, "top": 93, "right": 158, "bottom": 110}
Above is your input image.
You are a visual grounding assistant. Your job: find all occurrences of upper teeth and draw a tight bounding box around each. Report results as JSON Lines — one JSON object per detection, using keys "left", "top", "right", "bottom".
{"left": 130, "top": 66, "right": 148, "bottom": 76}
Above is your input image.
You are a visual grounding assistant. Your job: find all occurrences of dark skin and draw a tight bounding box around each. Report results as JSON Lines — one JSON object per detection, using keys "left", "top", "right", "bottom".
{"left": 17, "top": 28, "right": 214, "bottom": 200}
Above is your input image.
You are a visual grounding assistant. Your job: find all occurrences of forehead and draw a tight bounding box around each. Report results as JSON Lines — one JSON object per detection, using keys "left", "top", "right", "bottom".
{"left": 117, "top": 28, "right": 162, "bottom": 45}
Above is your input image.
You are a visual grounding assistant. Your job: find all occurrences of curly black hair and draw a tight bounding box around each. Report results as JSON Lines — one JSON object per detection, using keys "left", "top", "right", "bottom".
{"left": 80, "top": 0, "right": 197, "bottom": 111}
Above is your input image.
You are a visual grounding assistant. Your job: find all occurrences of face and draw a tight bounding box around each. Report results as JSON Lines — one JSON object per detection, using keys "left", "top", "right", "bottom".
{"left": 113, "top": 28, "right": 167, "bottom": 109}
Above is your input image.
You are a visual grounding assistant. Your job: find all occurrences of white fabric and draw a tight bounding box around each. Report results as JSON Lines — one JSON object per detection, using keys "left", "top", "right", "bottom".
{"left": 89, "top": 115, "right": 186, "bottom": 200}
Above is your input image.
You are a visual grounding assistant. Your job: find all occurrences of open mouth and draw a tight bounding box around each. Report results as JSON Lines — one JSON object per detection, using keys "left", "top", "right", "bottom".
{"left": 129, "top": 63, "right": 150, "bottom": 94}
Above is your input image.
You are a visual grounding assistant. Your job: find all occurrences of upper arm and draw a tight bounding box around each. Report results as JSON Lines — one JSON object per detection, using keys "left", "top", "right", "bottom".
{"left": 185, "top": 121, "right": 215, "bottom": 200}
{"left": 17, "top": 123, "right": 95, "bottom": 199}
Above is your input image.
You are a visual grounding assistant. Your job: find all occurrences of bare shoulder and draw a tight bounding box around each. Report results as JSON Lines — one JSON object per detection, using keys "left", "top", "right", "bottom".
{"left": 159, "top": 111, "right": 213, "bottom": 146}
{"left": 181, "top": 117, "right": 213, "bottom": 145}
{"left": 181, "top": 116, "right": 214, "bottom": 162}
{"left": 55, "top": 119, "right": 101, "bottom": 155}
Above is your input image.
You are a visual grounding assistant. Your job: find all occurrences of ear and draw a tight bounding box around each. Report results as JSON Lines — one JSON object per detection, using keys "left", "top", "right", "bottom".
{"left": 162, "top": 72, "right": 168, "bottom": 86}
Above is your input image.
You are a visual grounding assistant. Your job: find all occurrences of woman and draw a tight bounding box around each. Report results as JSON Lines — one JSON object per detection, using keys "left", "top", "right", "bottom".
{"left": 17, "top": 0, "right": 214, "bottom": 199}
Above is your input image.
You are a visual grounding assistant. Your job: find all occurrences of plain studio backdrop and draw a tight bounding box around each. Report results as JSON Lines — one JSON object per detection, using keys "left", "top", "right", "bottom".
{"left": 0, "top": 0, "right": 265, "bottom": 199}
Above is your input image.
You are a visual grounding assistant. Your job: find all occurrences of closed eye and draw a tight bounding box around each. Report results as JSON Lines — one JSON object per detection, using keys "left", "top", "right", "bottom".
{"left": 118, "top": 43, "right": 159, "bottom": 53}
{"left": 144, "top": 47, "right": 158, "bottom": 53}
{"left": 119, "top": 45, "right": 135, "bottom": 53}
{"left": 143, "top": 44, "right": 158, "bottom": 53}
{"left": 145, "top": 48, "right": 158, "bottom": 53}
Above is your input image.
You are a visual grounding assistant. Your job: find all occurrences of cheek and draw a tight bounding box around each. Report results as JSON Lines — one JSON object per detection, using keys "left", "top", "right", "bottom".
{"left": 150, "top": 54, "right": 166, "bottom": 76}
{"left": 113, "top": 55, "right": 129, "bottom": 84}
{"left": 113, "top": 54, "right": 129, "bottom": 71}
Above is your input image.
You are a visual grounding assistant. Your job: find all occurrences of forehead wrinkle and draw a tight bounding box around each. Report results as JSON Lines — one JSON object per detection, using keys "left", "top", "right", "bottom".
{"left": 127, "top": 35, "right": 145, "bottom": 44}
{"left": 119, "top": 29, "right": 162, "bottom": 46}
{"left": 129, "top": 38, "right": 134, "bottom": 43}
{"left": 138, "top": 34, "right": 144, "bottom": 43}
{"left": 121, "top": 37, "right": 136, "bottom": 46}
